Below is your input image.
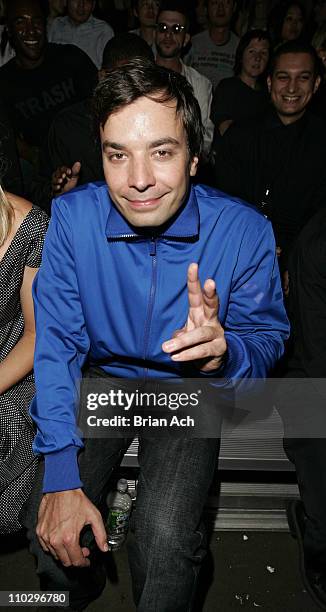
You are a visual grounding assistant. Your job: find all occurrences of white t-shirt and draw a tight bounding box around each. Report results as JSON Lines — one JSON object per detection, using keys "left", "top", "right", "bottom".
{"left": 48, "top": 15, "right": 114, "bottom": 69}
{"left": 185, "top": 29, "right": 239, "bottom": 89}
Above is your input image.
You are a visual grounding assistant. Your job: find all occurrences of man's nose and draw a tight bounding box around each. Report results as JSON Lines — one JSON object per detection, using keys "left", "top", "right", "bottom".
{"left": 287, "top": 78, "right": 297, "bottom": 92}
{"left": 25, "top": 18, "right": 39, "bottom": 35}
{"left": 128, "top": 158, "right": 156, "bottom": 191}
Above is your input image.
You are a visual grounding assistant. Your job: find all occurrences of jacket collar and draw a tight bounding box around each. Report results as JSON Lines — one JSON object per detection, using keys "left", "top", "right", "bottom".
{"left": 105, "top": 184, "right": 200, "bottom": 241}
{"left": 263, "top": 106, "right": 309, "bottom": 134}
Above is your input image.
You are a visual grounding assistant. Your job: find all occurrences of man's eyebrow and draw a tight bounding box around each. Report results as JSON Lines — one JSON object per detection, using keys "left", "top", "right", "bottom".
{"left": 102, "top": 141, "right": 124, "bottom": 151}
{"left": 102, "top": 137, "right": 181, "bottom": 151}
{"left": 275, "top": 70, "right": 313, "bottom": 76}
{"left": 149, "top": 137, "right": 181, "bottom": 148}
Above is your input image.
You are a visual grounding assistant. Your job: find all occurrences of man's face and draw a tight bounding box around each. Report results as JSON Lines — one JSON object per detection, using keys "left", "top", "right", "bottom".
{"left": 67, "top": 0, "right": 94, "bottom": 24}
{"left": 155, "top": 11, "right": 190, "bottom": 60}
{"left": 8, "top": 0, "right": 46, "bottom": 67}
{"left": 101, "top": 96, "right": 198, "bottom": 228}
{"left": 267, "top": 53, "right": 320, "bottom": 125}
{"left": 207, "top": 0, "right": 235, "bottom": 28}
{"left": 241, "top": 38, "right": 269, "bottom": 79}
{"left": 136, "top": 0, "right": 160, "bottom": 28}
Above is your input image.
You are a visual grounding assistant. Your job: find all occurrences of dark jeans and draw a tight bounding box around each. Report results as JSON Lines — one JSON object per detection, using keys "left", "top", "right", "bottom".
{"left": 277, "top": 378, "right": 326, "bottom": 571}
{"left": 24, "top": 435, "right": 219, "bottom": 611}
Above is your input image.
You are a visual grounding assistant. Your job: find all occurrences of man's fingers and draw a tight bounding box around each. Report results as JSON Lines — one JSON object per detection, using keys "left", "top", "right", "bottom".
{"left": 163, "top": 326, "right": 218, "bottom": 354}
{"left": 170, "top": 340, "right": 225, "bottom": 364}
{"left": 172, "top": 328, "right": 186, "bottom": 339}
{"left": 50, "top": 536, "right": 88, "bottom": 568}
{"left": 187, "top": 263, "right": 204, "bottom": 310}
{"left": 202, "top": 278, "right": 219, "bottom": 321}
{"left": 91, "top": 513, "right": 109, "bottom": 553}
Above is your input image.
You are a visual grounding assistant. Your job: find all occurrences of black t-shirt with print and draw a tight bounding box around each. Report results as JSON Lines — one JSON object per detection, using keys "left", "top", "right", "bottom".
{"left": 0, "top": 43, "right": 98, "bottom": 147}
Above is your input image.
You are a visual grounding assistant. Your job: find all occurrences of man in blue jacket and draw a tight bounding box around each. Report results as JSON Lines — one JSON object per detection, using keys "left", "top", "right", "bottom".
{"left": 26, "top": 59, "right": 289, "bottom": 611}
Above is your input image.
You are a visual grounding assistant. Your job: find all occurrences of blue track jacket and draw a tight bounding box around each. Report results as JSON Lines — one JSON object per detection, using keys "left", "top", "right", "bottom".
{"left": 30, "top": 182, "right": 289, "bottom": 492}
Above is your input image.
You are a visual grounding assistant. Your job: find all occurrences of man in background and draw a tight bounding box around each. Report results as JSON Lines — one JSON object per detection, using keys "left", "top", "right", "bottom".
{"left": 185, "top": 0, "right": 239, "bottom": 88}
{"left": 48, "top": 0, "right": 114, "bottom": 68}
{"left": 155, "top": 0, "right": 214, "bottom": 157}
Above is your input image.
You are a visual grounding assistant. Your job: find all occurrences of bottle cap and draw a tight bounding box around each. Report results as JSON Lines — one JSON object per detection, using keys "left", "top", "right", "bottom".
{"left": 117, "top": 478, "right": 128, "bottom": 493}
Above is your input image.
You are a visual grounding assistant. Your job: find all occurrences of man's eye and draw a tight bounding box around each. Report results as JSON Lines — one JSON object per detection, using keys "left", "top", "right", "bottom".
{"left": 108, "top": 153, "right": 126, "bottom": 161}
{"left": 153, "top": 150, "right": 171, "bottom": 159}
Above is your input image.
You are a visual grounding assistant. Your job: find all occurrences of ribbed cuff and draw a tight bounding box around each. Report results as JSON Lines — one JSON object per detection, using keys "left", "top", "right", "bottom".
{"left": 43, "top": 446, "right": 83, "bottom": 493}
{"left": 223, "top": 332, "right": 245, "bottom": 378}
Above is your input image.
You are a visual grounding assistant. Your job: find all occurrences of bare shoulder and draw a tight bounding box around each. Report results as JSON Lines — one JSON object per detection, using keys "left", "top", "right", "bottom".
{"left": 5, "top": 191, "right": 33, "bottom": 221}
{"left": 5, "top": 192, "right": 33, "bottom": 228}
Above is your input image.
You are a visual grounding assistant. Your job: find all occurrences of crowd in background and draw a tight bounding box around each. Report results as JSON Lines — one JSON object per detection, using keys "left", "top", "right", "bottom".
{"left": 0, "top": 0, "right": 325, "bottom": 208}
{"left": 1, "top": 1, "right": 326, "bottom": 607}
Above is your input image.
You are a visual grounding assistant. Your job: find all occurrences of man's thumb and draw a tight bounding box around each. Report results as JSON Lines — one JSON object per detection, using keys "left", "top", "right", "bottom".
{"left": 71, "top": 161, "right": 81, "bottom": 178}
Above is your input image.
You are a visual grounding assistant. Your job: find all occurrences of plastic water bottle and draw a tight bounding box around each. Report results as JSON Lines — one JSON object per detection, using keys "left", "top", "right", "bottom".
{"left": 105, "top": 478, "right": 132, "bottom": 550}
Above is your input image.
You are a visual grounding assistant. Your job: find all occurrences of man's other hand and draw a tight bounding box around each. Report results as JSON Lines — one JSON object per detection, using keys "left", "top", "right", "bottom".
{"left": 51, "top": 161, "right": 81, "bottom": 196}
{"left": 36, "top": 488, "right": 109, "bottom": 567}
{"left": 162, "top": 263, "right": 227, "bottom": 372}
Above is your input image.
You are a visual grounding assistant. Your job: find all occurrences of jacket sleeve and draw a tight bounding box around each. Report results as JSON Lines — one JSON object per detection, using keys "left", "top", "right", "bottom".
{"left": 222, "top": 216, "right": 289, "bottom": 381}
{"left": 30, "top": 198, "right": 90, "bottom": 493}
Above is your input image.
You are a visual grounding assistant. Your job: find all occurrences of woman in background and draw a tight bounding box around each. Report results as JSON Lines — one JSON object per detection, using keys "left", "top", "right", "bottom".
{"left": 0, "top": 186, "right": 48, "bottom": 534}
{"left": 211, "top": 29, "right": 271, "bottom": 137}
{"left": 269, "top": 1, "right": 306, "bottom": 48}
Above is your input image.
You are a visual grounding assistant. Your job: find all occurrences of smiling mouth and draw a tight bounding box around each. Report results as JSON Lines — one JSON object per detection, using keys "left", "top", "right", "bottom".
{"left": 282, "top": 96, "right": 300, "bottom": 102}
{"left": 23, "top": 40, "right": 40, "bottom": 47}
{"left": 127, "top": 197, "right": 162, "bottom": 209}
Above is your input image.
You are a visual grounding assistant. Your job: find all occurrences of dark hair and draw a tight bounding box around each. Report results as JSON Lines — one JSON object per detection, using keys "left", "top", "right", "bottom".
{"left": 102, "top": 33, "right": 154, "bottom": 69}
{"left": 268, "top": 1, "right": 306, "bottom": 46}
{"left": 234, "top": 29, "right": 271, "bottom": 76}
{"left": 269, "top": 40, "right": 322, "bottom": 78}
{"left": 92, "top": 57, "right": 204, "bottom": 158}
{"left": 157, "top": 0, "right": 191, "bottom": 29}
{"left": 6, "top": 0, "right": 47, "bottom": 21}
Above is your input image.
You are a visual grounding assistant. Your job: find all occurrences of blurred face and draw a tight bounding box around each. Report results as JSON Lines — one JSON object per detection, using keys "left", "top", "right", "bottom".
{"left": 207, "top": 0, "right": 235, "bottom": 28}
{"left": 281, "top": 5, "right": 304, "bottom": 42}
{"left": 67, "top": 0, "right": 94, "bottom": 24}
{"left": 267, "top": 52, "right": 320, "bottom": 125}
{"left": 49, "top": 0, "right": 66, "bottom": 15}
{"left": 155, "top": 11, "right": 190, "bottom": 59}
{"left": 317, "top": 46, "right": 326, "bottom": 69}
{"left": 101, "top": 96, "right": 198, "bottom": 228}
{"left": 136, "top": 0, "right": 160, "bottom": 28}
{"left": 196, "top": 0, "right": 208, "bottom": 27}
{"left": 8, "top": 0, "right": 46, "bottom": 68}
{"left": 241, "top": 38, "right": 269, "bottom": 79}
{"left": 314, "top": 0, "right": 326, "bottom": 26}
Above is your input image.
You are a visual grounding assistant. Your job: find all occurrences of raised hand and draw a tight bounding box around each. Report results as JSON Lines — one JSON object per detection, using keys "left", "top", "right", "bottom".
{"left": 162, "top": 263, "right": 227, "bottom": 372}
{"left": 51, "top": 161, "right": 81, "bottom": 196}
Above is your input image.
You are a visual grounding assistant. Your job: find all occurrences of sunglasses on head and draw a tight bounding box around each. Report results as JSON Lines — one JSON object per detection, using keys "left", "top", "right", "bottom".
{"left": 157, "top": 22, "right": 186, "bottom": 34}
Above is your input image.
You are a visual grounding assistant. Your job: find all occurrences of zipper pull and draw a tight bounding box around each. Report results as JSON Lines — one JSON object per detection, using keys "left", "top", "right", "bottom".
{"left": 150, "top": 238, "right": 156, "bottom": 256}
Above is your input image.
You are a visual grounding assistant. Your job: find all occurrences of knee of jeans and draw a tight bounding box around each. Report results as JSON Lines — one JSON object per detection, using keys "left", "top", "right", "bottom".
{"left": 134, "top": 509, "right": 204, "bottom": 556}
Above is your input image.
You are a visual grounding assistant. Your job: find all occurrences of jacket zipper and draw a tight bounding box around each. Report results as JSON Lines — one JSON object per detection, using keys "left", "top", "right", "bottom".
{"left": 143, "top": 238, "right": 157, "bottom": 378}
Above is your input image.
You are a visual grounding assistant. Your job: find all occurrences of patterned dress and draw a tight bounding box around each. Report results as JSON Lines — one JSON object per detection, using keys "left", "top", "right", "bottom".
{"left": 0, "top": 205, "right": 48, "bottom": 533}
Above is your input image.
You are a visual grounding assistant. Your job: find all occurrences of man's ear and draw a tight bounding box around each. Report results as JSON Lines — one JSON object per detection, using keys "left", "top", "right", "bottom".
{"left": 183, "top": 33, "right": 191, "bottom": 48}
{"left": 190, "top": 156, "right": 199, "bottom": 177}
{"left": 267, "top": 75, "right": 272, "bottom": 93}
{"left": 314, "top": 75, "right": 321, "bottom": 94}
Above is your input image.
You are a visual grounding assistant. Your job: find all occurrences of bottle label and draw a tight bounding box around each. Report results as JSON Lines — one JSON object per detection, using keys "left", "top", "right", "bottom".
{"left": 108, "top": 510, "right": 129, "bottom": 535}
